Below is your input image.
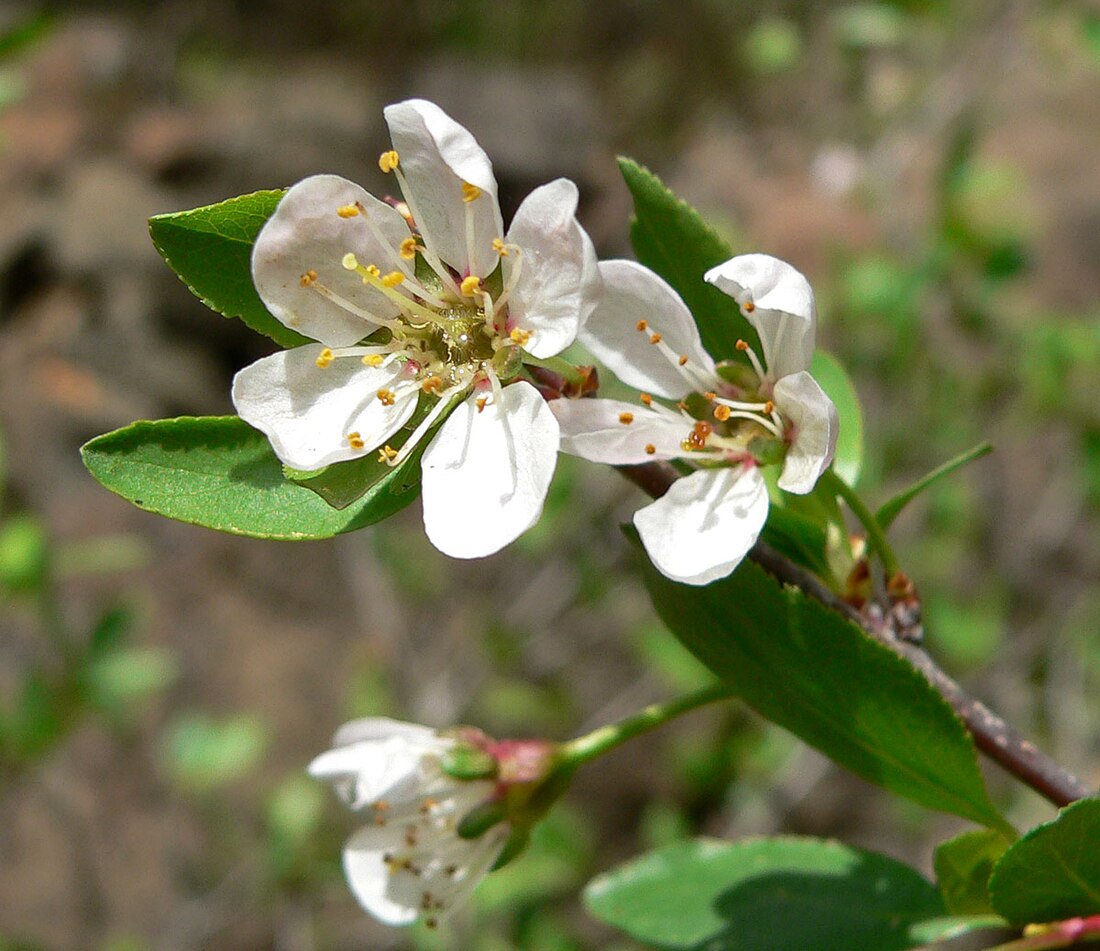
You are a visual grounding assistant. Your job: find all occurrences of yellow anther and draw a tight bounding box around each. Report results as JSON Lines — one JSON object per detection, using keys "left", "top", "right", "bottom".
{"left": 714, "top": 405, "right": 732, "bottom": 422}
{"left": 640, "top": 393, "right": 653, "bottom": 406}
{"left": 347, "top": 432, "right": 365, "bottom": 450}
{"left": 362, "top": 354, "right": 385, "bottom": 367}
{"left": 341, "top": 253, "right": 359, "bottom": 270}
{"left": 315, "top": 347, "right": 334, "bottom": 368}
{"left": 381, "top": 270, "right": 405, "bottom": 288}
{"left": 509, "top": 327, "right": 532, "bottom": 345}
{"left": 378, "top": 149, "right": 400, "bottom": 173}
{"left": 492, "top": 237, "right": 509, "bottom": 256}
{"left": 337, "top": 204, "right": 360, "bottom": 218}
{"left": 635, "top": 320, "right": 648, "bottom": 332}
{"left": 476, "top": 396, "right": 488, "bottom": 413}
{"left": 742, "top": 300, "right": 756, "bottom": 313}
{"left": 764, "top": 400, "right": 775, "bottom": 414}
{"left": 678, "top": 354, "right": 689, "bottom": 366}
{"left": 460, "top": 274, "right": 481, "bottom": 296}
{"left": 619, "top": 412, "right": 634, "bottom": 424}
{"left": 649, "top": 333, "right": 663, "bottom": 345}
{"left": 461, "top": 182, "right": 482, "bottom": 202}
{"left": 704, "top": 391, "right": 716, "bottom": 401}
{"left": 377, "top": 388, "right": 396, "bottom": 406}
{"left": 421, "top": 375, "right": 443, "bottom": 393}
{"left": 735, "top": 339, "right": 750, "bottom": 351}
{"left": 300, "top": 269, "right": 318, "bottom": 287}
{"left": 399, "top": 237, "right": 419, "bottom": 260}
{"left": 365, "top": 264, "right": 381, "bottom": 278}
{"left": 645, "top": 443, "right": 657, "bottom": 455}
{"left": 377, "top": 444, "right": 398, "bottom": 463}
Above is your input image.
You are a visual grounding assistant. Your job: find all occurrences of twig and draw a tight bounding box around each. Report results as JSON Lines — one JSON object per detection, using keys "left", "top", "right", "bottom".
{"left": 617, "top": 461, "right": 1093, "bottom": 809}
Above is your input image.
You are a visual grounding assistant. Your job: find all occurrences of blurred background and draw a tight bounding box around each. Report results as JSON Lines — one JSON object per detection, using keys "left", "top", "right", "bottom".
{"left": 0, "top": 1, "right": 1098, "bottom": 948}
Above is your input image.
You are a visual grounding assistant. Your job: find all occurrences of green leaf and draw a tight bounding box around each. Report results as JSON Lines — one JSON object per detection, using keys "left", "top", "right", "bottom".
{"left": 0, "top": 514, "right": 49, "bottom": 593}
{"left": 634, "top": 544, "right": 1006, "bottom": 828}
{"left": 585, "top": 836, "right": 945, "bottom": 951}
{"left": 876, "top": 443, "right": 993, "bottom": 530}
{"left": 149, "top": 190, "right": 309, "bottom": 349}
{"left": 81, "top": 416, "right": 418, "bottom": 540}
{"left": 165, "top": 712, "right": 268, "bottom": 793}
{"left": 934, "top": 829, "right": 1015, "bottom": 915}
{"left": 760, "top": 505, "right": 831, "bottom": 580}
{"left": 619, "top": 158, "right": 758, "bottom": 364}
{"left": 811, "top": 350, "right": 864, "bottom": 485}
{"left": 989, "top": 798, "right": 1100, "bottom": 924}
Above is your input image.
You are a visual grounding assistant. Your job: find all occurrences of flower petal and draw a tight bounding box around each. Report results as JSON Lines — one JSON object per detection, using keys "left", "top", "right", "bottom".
{"left": 308, "top": 737, "right": 443, "bottom": 811}
{"left": 420, "top": 381, "right": 558, "bottom": 558}
{"left": 503, "top": 178, "right": 601, "bottom": 359}
{"left": 773, "top": 370, "right": 839, "bottom": 494}
{"left": 704, "top": 254, "right": 816, "bottom": 381}
{"left": 330, "top": 717, "right": 442, "bottom": 749}
{"left": 252, "top": 175, "right": 413, "bottom": 347}
{"left": 232, "top": 344, "right": 419, "bottom": 471}
{"left": 580, "top": 260, "right": 716, "bottom": 400}
{"left": 384, "top": 99, "right": 504, "bottom": 278}
{"left": 634, "top": 466, "right": 769, "bottom": 586}
{"left": 551, "top": 397, "right": 692, "bottom": 464}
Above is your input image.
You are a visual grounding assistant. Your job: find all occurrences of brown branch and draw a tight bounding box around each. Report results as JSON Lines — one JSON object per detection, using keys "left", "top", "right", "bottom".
{"left": 617, "top": 461, "right": 1093, "bottom": 809}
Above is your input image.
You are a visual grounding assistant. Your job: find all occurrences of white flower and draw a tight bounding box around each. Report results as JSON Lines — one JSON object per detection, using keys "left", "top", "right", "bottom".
{"left": 552, "top": 255, "right": 838, "bottom": 586}
{"left": 309, "top": 717, "right": 508, "bottom": 929}
{"left": 232, "top": 99, "right": 600, "bottom": 558}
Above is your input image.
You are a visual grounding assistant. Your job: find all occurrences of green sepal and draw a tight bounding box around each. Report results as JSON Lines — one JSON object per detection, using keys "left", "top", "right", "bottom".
{"left": 490, "top": 826, "right": 531, "bottom": 871}
{"left": 440, "top": 745, "right": 499, "bottom": 782}
{"left": 456, "top": 799, "right": 508, "bottom": 840}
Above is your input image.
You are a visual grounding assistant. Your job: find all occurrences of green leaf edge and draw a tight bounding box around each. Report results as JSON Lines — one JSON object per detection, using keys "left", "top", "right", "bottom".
{"left": 876, "top": 442, "right": 994, "bottom": 529}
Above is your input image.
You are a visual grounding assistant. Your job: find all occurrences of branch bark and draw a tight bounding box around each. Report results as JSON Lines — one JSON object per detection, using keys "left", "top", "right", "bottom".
{"left": 617, "top": 461, "right": 1093, "bottom": 808}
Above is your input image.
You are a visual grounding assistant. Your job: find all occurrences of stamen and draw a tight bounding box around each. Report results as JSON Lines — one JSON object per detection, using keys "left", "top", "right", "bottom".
{"left": 387, "top": 164, "right": 463, "bottom": 297}
{"left": 764, "top": 400, "right": 775, "bottom": 414}
{"left": 509, "top": 327, "right": 531, "bottom": 346}
{"left": 460, "top": 274, "right": 481, "bottom": 297}
{"left": 342, "top": 253, "right": 445, "bottom": 326}
{"left": 714, "top": 407, "right": 783, "bottom": 437}
{"left": 735, "top": 338, "right": 767, "bottom": 381}
{"left": 649, "top": 333, "right": 663, "bottom": 345}
{"left": 385, "top": 380, "right": 471, "bottom": 468}
{"left": 636, "top": 320, "right": 648, "bottom": 332}
{"left": 304, "top": 272, "right": 404, "bottom": 334}
{"left": 363, "top": 354, "right": 385, "bottom": 367}
{"left": 704, "top": 391, "right": 716, "bottom": 401}
{"left": 742, "top": 300, "right": 755, "bottom": 313}
{"left": 645, "top": 443, "right": 656, "bottom": 455}
{"left": 640, "top": 393, "right": 652, "bottom": 406}
{"left": 492, "top": 237, "right": 508, "bottom": 256}
{"left": 714, "top": 405, "right": 731, "bottom": 421}
{"left": 476, "top": 396, "right": 488, "bottom": 413}
{"left": 493, "top": 247, "right": 524, "bottom": 315}
{"left": 337, "top": 204, "right": 360, "bottom": 218}
{"left": 464, "top": 198, "right": 480, "bottom": 277}
{"left": 347, "top": 432, "right": 365, "bottom": 450}
{"left": 400, "top": 237, "right": 419, "bottom": 260}
{"left": 378, "top": 444, "right": 398, "bottom": 463}
{"left": 619, "top": 412, "right": 634, "bottom": 424}
{"left": 377, "top": 388, "right": 396, "bottom": 406}
{"left": 299, "top": 270, "right": 318, "bottom": 287}
{"left": 315, "top": 347, "right": 334, "bottom": 368}
{"left": 378, "top": 150, "right": 400, "bottom": 173}
{"left": 678, "top": 354, "right": 689, "bottom": 366}
{"left": 461, "top": 182, "right": 482, "bottom": 202}
{"left": 381, "top": 270, "right": 405, "bottom": 288}
{"left": 421, "top": 375, "right": 443, "bottom": 394}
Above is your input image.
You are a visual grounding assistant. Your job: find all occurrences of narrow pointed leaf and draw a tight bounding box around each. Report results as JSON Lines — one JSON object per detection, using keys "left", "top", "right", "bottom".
{"left": 149, "top": 190, "right": 310, "bottom": 349}
{"left": 619, "top": 157, "right": 759, "bottom": 364}
{"left": 634, "top": 538, "right": 1006, "bottom": 828}
{"left": 82, "top": 416, "right": 417, "bottom": 540}
{"left": 585, "top": 836, "right": 946, "bottom": 951}
{"left": 876, "top": 443, "right": 993, "bottom": 529}
{"left": 989, "top": 798, "right": 1100, "bottom": 924}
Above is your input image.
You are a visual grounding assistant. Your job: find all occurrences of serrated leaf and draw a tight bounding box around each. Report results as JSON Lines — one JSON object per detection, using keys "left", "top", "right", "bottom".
{"left": 876, "top": 442, "right": 993, "bottom": 530}
{"left": 619, "top": 157, "right": 759, "bottom": 364}
{"left": 149, "top": 190, "right": 309, "bottom": 348}
{"left": 934, "top": 828, "right": 1015, "bottom": 915}
{"left": 989, "top": 798, "right": 1100, "bottom": 924}
{"left": 81, "top": 416, "right": 418, "bottom": 540}
{"left": 585, "top": 836, "right": 945, "bottom": 951}
{"left": 634, "top": 541, "right": 1007, "bottom": 828}
{"left": 811, "top": 350, "right": 864, "bottom": 485}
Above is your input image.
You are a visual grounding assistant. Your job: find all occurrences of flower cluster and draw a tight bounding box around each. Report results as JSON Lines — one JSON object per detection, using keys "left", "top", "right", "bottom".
{"left": 553, "top": 255, "right": 838, "bottom": 585}
{"left": 233, "top": 99, "right": 600, "bottom": 559}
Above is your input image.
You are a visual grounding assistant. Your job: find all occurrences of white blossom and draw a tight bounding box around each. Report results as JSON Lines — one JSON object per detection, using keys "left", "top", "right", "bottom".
{"left": 232, "top": 99, "right": 600, "bottom": 558}
{"left": 309, "top": 717, "right": 508, "bottom": 929}
{"left": 553, "top": 255, "right": 838, "bottom": 585}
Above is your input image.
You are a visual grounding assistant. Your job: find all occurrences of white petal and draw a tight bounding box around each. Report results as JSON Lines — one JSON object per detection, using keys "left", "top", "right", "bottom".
{"left": 232, "top": 345, "right": 419, "bottom": 471}
{"left": 551, "top": 398, "right": 691, "bottom": 464}
{"left": 308, "top": 738, "right": 436, "bottom": 810}
{"left": 580, "top": 260, "right": 716, "bottom": 400}
{"left": 384, "top": 99, "right": 503, "bottom": 278}
{"left": 252, "top": 175, "right": 413, "bottom": 347}
{"left": 503, "top": 179, "right": 601, "bottom": 359}
{"left": 331, "top": 717, "right": 442, "bottom": 749}
{"left": 634, "top": 466, "right": 769, "bottom": 586}
{"left": 342, "top": 821, "right": 507, "bottom": 926}
{"left": 420, "top": 381, "right": 558, "bottom": 559}
{"left": 704, "top": 254, "right": 816, "bottom": 381}
{"left": 774, "top": 370, "right": 839, "bottom": 494}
